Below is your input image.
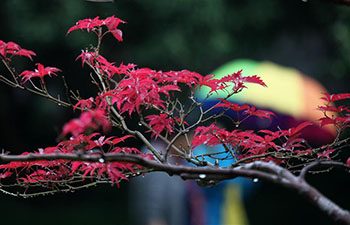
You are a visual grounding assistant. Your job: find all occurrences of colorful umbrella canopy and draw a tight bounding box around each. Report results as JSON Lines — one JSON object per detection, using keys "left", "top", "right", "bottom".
{"left": 195, "top": 59, "right": 336, "bottom": 145}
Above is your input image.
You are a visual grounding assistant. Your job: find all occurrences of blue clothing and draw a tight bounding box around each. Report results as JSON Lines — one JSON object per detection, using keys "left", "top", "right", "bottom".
{"left": 192, "top": 144, "right": 255, "bottom": 225}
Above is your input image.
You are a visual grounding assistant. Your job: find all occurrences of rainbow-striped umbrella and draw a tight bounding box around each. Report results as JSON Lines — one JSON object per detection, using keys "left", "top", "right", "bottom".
{"left": 196, "top": 59, "right": 336, "bottom": 145}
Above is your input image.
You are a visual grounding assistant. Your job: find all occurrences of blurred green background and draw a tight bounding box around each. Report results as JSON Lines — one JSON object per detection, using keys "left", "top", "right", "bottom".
{"left": 0, "top": 1, "right": 349, "bottom": 225}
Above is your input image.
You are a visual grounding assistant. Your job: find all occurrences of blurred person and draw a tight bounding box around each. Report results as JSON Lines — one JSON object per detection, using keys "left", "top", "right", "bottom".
{"left": 129, "top": 142, "right": 189, "bottom": 225}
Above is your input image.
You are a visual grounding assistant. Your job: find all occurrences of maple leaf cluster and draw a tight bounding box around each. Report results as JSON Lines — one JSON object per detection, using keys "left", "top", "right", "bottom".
{"left": 214, "top": 99, "right": 276, "bottom": 120}
{"left": 62, "top": 109, "right": 111, "bottom": 137}
{"left": 0, "top": 14, "right": 349, "bottom": 195}
{"left": 318, "top": 93, "right": 350, "bottom": 128}
{"left": 0, "top": 40, "right": 36, "bottom": 61}
{"left": 0, "top": 133, "right": 152, "bottom": 187}
{"left": 145, "top": 114, "right": 174, "bottom": 138}
{"left": 19, "top": 63, "right": 61, "bottom": 83}
{"left": 67, "top": 15, "right": 126, "bottom": 41}
{"left": 0, "top": 41, "right": 60, "bottom": 84}
{"left": 76, "top": 59, "right": 268, "bottom": 120}
{"left": 192, "top": 121, "right": 314, "bottom": 164}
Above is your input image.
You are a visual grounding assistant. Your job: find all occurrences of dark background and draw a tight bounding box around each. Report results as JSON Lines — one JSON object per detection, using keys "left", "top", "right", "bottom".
{"left": 0, "top": 0, "right": 349, "bottom": 224}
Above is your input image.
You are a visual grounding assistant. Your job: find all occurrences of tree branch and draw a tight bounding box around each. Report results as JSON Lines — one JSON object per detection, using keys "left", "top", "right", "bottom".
{"left": 0, "top": 152, "right": 349, "bottom": 223}
{"left": 295, "top": 179, "right": 350, "bottom": 224}
{"left": 299, "top": 160, "right": 349, "bottom": 180}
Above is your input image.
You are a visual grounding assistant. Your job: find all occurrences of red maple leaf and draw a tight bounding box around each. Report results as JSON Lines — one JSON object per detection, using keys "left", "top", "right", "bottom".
{"left": 67, "top": 16, "right": 103, "bottom": 34}
{"left": 103, "top": 15, "right": 126, "bottom": 41}
{"left": 241, "top": 75, "right": 267, "bottom": 87}
{"left": 243, "top": 105, "right": 276, "bottom": 120}
{"left": 108, "top": 68, "right": 180, "bottom": 115}
{"left": 0, "top": 40, "right": 36, "bottom": 60}
{"left": 214, "top": 99, "right": 249, "bottom": 112}
{"left": 192, "top": 123, "right": 227, "bottom": 148}
{"left": 74, "top": 97, "right": 95, "bottom": 111}
{"left": 319, "top": 115, "right": 350, "bottom": 128}
{"left": 104, "top": 135, "right": 134, "bottom": 145}
{"left": 321, "top": 93, "right": 350, "bottom": 103}
{"left": 283, "top": 121, "right": 313, "bottom": 137}
{"left": 317, "top": 147, "right": 335, "bottom": 160}
{"left": 19, "top": 63, "right": 61, "bottom": 83}
{"left": 145, "top": 113, "right": 174, "bottom": 138}
{"left": 259, "top": 129, "right": 284, "bottom": 139}
{"left": 318, "top": 105, "right": 350, "bottom": 113}
{"left": 95, "top": 55, "right": 136, "bottom": 78}
{"left": 198, "top": 75, "right": 226, "bottom": 93}
{"left": 162, "top": 70, "right": 202, "bottom": 87}
{"left": 62, "top": 109, "right": 111, "bottom": 137}
{"left": 67, "top": 15, "right": 126, "bottom": 42}
{"left": 76, "top": 51, "right": 98, "bottom": 67}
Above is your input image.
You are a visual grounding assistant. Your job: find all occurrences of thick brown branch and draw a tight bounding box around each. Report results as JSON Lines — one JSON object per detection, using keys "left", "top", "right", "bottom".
{"left": 0, "top": 153, "right": 349, "bottom": 223}
{"left": 0, "top": 153, "right": 281, "bottom": 182}
{"left": 295, "top": 179, "right": 350, "bottom": 224}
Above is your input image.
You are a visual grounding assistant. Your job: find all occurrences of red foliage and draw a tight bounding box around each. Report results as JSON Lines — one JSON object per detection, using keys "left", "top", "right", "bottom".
{"left": 1, "top": 14, "right": 350, "bottom": 193}
{"left": 217, "top": 70, "right": 266, "bottom": 93}
{"left": 76, "top": 51, "right": 98, "bottom": 67}
{"left": 321, "top": 93, "right": 350, "bottom": 103}
{"left": 67, "top": 15, "right": 126, "bottom": 41}
{"left": 96, "top": 68, "right": 182, "bottom": 115}
{"left": 283, "top": 122, "right": 313, "bottom": 137}
{"left": 319, "top": 116, "right": 350, "bottom": 128}
{"left": 62, "top": 109, "right": 111, "bottom": 137}
{"left": 74, "top": 97, "right": 95, "bottom": 111}
{"left": 318, "top": 96, "right": 350, "bottom": 129}
{"left": 192, "top": 119, "right": 312, "bottom": 161}
{"left": 318, "top": 105, "right": 350, "bottom": 113}
{"left": 198, "top": 70, "right": 266, "bottom": 94}
{"left": 19, "top": 63, "right": 61, "bottom": 83}
{"left": 0, "top": 40, "right": 36, "bottom": 61}
{"left": 0, "top": 133, "right": 151, "bottom": 187}
{"left": 241, "top": 74, "right": 267, "bottom": 87}
{"left": 214, "top": 99, "right": 249, "bottom": 112}
{"left": 243, "top": 105, "right": 276, "bottom": 120}
{"left": 76, "top": 51, "right": 137, "bottom": 78}
{"left": 213, "top": 99, "right": 276, "bottom": 121}
{"left": 145, "top": 113, "right": 174, "bottom": 138}
{"left": 317, "top": 147, "right": 336, "bottom": 160}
